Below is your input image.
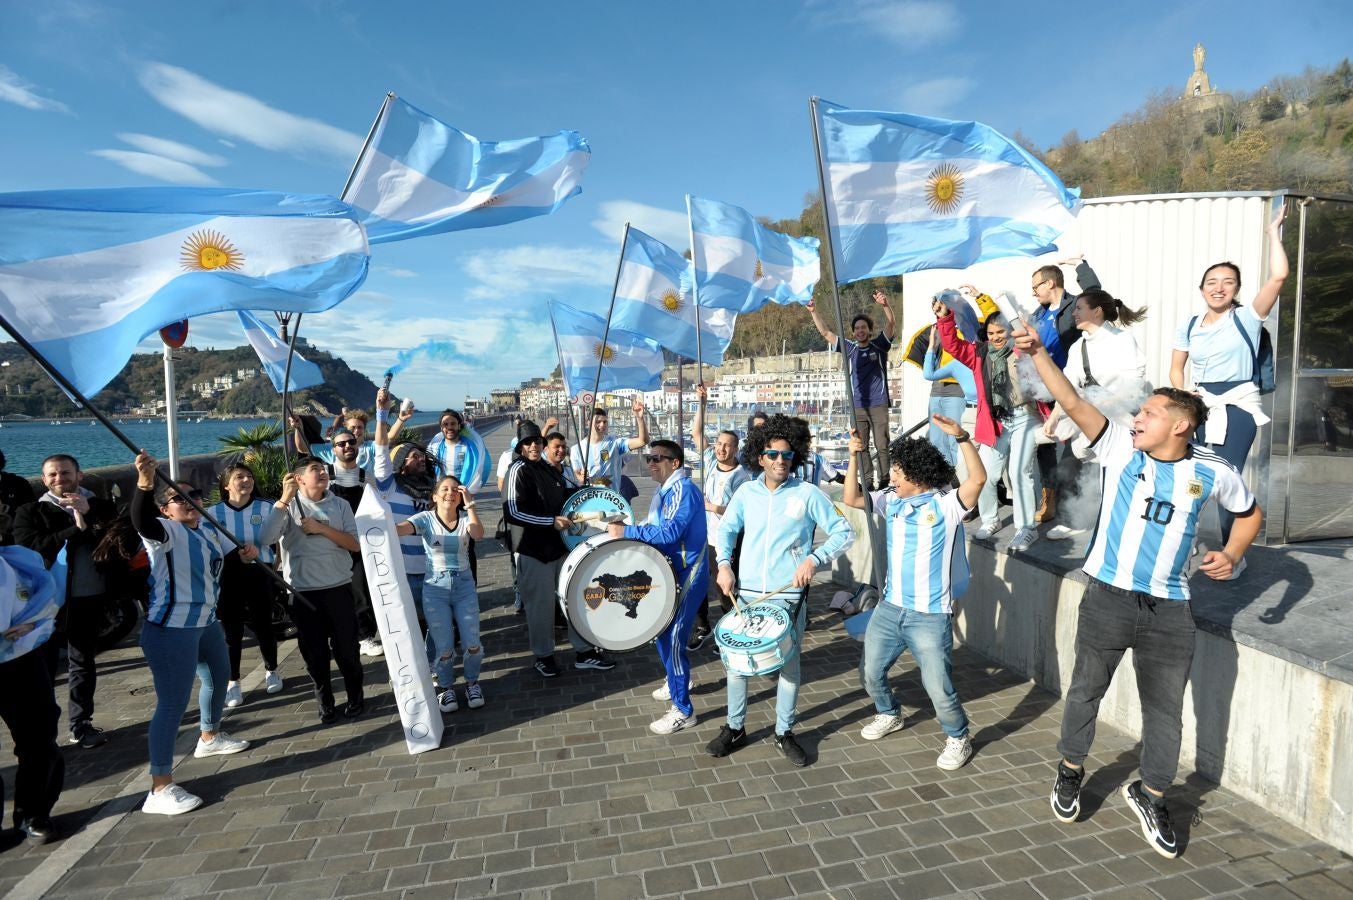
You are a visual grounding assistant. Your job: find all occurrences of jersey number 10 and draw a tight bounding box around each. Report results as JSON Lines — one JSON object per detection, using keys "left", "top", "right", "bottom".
{"left": 1140, "top": 497, "right": 1176, "bottom": 526}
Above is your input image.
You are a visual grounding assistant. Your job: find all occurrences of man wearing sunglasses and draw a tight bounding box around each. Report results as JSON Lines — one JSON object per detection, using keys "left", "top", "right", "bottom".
{"left": 607, "top": 440, "right": 707, "bottom": 736}
{"left": 707, "top": 415, "right": 854, "bottom": 767}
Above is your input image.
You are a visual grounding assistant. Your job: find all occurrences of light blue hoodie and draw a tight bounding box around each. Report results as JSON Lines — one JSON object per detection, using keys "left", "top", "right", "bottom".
{"left": 715, "top": 474, "right": 854, "bottom": 594}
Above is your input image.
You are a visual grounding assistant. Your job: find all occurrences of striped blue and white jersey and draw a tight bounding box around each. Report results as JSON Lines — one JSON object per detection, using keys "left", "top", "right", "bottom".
{"left": 869, "top": 488, "right": 970, "bottom": 614}
{"left": 407, "top": 510, "right": 472, "bottom": 575}
{"left": 1083, "top": 421, "right": 1254, "bottom": 600}
{"left": 206, "top": 498, "right": 276, "bottom": 564}
{"left": 792, "top": 451, "right": 840, "bottom": 487}
{"left": 143, "top": 519, "right": 229, "bottom": 628}
{"left": 373, "top": 441, "right": 431, "bottom": 574}
{"left": 570, "top": 436, "right": 628, "bottom": 486}
{"left": 702, "top": 448, "right": 751, "bottom": 548}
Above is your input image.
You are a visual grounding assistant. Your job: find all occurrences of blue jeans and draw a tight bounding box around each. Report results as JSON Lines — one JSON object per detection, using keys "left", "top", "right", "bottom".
{"left": 423, "top": 569, "right": 482, "bottom": 686}
{"left": 140, "top": 621, "right": 230, "bottom": 776}
{"left": 860, "top": 603, "right": 968, "bottom": 738}
{"left": 978, "top": 406, "right": 1038, "bottom": 529}
{"left": 927, "top": 395, "right": 969, "bottom": 466}
{"left": 725, "top": 591, "right": 805, "bottom": 735}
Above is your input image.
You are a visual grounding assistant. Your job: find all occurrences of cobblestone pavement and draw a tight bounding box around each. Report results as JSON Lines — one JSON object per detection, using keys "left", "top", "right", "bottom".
{"left": 3, "top": 476, "right": 1351, "bottom": 898}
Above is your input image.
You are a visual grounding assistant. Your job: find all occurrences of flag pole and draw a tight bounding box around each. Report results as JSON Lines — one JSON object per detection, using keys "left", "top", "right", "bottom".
{"left": 0, "top": 311, "right": 308, "bottom": 605}
{"left": 685, "top": 194, "right": 703, "bottom": 480}
{"left": 809, "top": 96, "right": 887, "bottom": 592}
{"left": 280, "top": 91, "right": 395, "bottom": 459}
{"left": 583, "top": 222, "right": 630, "bottom": 485}
{"left": 547, "top": 302, "right": 584, "bottom": 445}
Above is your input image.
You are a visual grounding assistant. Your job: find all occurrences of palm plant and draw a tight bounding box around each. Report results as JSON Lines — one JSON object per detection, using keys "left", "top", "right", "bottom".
{"left": 217, "top": 422, "right": 288, "bottom": 500}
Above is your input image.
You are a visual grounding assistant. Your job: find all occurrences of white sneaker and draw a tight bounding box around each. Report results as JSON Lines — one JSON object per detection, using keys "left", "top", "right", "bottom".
{"left": 223, "top": 681, "right": 243, "bottom": 708}
{"left": 650, "top": 707, "right": 696, "bottom": 735}
{"left": 937, "top": 735, "right": 973, "bottom": 771}
{"left": 142, "top": 783, "right": 203, "bottom": 816}
{"left": 1008, "top": 527, "right": 1039, "bottom": 552}
{"left": 438, "top": 689, "right": 459, "bottom": 713}
{"left": 860, "top": 713, "right": 905, "bottom": 741}
{"left": 1046, "top": 525, "right": 1086, "bottom": 541}
{"left": 651, "top": 683, "right": 671, "bottom": 702}
{"left": 359, "top": 638, "right": 384, "bottom": 657}
{"left": 194, "top": 732, "right": 250, "bottom": 758}
{"left": 974, "top": 521, "right": 1001, "bottom": 540}
{"left": 264, "top": 670, "right": 283, "bottom": 694}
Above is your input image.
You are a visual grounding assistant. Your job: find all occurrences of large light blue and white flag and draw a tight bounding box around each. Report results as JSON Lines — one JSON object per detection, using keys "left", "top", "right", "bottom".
{"left": 816, "top": 101, "right": 1082, "bottom": 283}
{"left": 346, "top": 96, "right": 590, "bottom": 244}
{"left": 611, "top": 228, "right": 734, "bottom": 367}
{"left": 688, "top": 195, "right": 820, "bottom": 313}
{"left": 0, "top": 188, "right": 369, "bottom": 397}
{"left": 549, "top": 300, "right": 664, "bottom": 398}
{"left": 237, "top": 310, "right": 324, "bottom": 393}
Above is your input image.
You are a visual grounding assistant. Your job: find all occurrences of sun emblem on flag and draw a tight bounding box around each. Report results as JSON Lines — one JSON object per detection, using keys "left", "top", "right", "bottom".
{"left": 180, "top": 229, "right": 243, "bottom": 271}
{"left": 592, "top": 341, "right": 615, "bottom": 362}
{"left": 754, "top": 259, "right": 765, "bottom": 279}
{"left": 659, "top": 289, "right": 685, "bottom": 313}
{"left": 924, "top": 163, "right": 965, "bottom": 215}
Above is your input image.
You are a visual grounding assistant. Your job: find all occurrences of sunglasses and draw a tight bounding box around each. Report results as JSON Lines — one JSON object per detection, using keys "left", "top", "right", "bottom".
{"left": 762, "top": 449, "right": 795, "bottom": 461}
{"left": 644, "top": 454, "right": 677, "bottom": 464}
{"left": 167, "top": 490, "right": 204, "bottom": 505}
{"left": 333, "top": 440, "right": 356, "bottom": 448}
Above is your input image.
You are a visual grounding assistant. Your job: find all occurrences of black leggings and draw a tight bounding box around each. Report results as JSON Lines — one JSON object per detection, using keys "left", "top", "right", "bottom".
{"left": 289, "top": 584, "right": 364, "bottom": 709}
{"left": 218, "top": 560, "right": 280, "bottom": 680}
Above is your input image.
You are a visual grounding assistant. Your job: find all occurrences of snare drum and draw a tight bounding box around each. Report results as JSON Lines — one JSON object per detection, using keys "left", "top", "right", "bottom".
{"left": 714, "top": 603, "right": 798, "bottom": 677}
{"left": 557, "top": 535, "right": 678, "bottom": 652}
{"left": 559, "top": 488, "right": 634, "bottom": 551}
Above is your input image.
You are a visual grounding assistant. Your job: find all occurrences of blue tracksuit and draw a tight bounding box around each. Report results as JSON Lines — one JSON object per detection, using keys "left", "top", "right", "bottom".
{"left": 623, "top": 469, "right": 707, "bottom": 715}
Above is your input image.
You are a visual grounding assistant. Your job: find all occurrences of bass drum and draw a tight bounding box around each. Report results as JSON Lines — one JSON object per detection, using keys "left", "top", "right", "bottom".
{"left": 557, "top": 535, "right": 677, "bottom": 652}
{"left": 559, "top": 487, "right": 633, "bottom": 550}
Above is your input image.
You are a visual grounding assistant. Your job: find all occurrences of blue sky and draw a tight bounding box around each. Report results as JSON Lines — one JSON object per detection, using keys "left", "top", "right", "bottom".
{"left": 2, "top": 0, "right": 1350, "bottom": 409}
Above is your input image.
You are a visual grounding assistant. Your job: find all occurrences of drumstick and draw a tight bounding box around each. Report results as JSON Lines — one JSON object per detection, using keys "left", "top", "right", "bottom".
{"left": 569, "top": 510, "right": 626, "bottom": 524}
{"left": 726, "top": 580, "right": 797, "bottom": 624}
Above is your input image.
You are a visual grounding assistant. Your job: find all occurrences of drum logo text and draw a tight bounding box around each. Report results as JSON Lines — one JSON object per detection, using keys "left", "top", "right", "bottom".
{"left": 584, "top": 570, "right": 655, "bottom": 619}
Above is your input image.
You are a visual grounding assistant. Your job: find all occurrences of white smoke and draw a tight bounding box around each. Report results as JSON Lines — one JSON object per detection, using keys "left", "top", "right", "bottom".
{"left": 1056, "top": 379, "right": 1153, "bottom": 530}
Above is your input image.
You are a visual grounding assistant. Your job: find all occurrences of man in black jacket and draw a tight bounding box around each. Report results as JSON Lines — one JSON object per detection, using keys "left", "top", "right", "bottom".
{"left": 14, "top": 454, "right": 118, "bottom": 749}
{"left": 0, "top": 448, "right": 36, "bottom": 546}
{"left": 504, "top": 422, "right": 614, "bottom": 678}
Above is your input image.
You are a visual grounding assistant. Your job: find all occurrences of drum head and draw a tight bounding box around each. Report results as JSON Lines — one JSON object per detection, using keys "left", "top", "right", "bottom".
{"left": 560, "top": 487, "right": 634, "bottom": 550}
{"left": 557, "top": 536, "right": 677, "bottom": 652}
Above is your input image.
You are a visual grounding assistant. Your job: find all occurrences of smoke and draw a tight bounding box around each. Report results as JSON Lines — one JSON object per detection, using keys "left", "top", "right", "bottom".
{"left": 1014, "top": 353, "right": 1054, "bottom": 402}
{"left": 388, "top": 339, "right": 485, "bottom": 377}
{"left": 1054, "top": 378, "right": 1153, "bottom": 531}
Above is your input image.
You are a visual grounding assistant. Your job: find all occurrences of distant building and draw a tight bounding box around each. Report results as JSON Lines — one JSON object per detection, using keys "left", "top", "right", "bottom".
{"left": 1180, "top": 42, "right": 1232, "bottom": 115}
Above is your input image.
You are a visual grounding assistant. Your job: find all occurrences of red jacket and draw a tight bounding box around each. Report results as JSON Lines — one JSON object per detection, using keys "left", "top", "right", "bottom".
{"left": 937, "top": 312, "right": 1002, "bottom": 448}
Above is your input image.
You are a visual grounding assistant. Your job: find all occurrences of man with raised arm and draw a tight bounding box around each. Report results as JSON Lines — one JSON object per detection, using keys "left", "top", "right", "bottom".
{"left": 570, "top": 398, "right": 649, "bottom": 492}
{"left": 1012, "top": 324, "right": 1261, "bottom": 860}
{"left": 689, "top": 383, "right": 750, "bottom": 649}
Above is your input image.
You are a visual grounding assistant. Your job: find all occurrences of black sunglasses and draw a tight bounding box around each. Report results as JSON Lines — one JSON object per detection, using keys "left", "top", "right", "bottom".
{"left": 333, "top": 440, "right": 356, "bottom": 448}
{"left": 167, "top": 490, "right": 204, "bottom": 505}
{"left": 644, "top": 454, "right": 677, "bottom": 464}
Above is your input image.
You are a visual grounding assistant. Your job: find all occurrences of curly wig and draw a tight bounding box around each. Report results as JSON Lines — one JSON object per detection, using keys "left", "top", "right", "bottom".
{"left": 740, "top": 413, "right": 813, "bottom": 471}
{"left": 888, "top": 436, "right": 955, "bottom": 492}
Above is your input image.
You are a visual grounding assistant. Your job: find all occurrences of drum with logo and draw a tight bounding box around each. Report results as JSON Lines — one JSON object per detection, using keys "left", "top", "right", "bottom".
{"left": 556, "top": 535, "right": 678, "bottom": 652}
{"left": 559, "top": 487, "right": 633, "bottom": 550}
{"left": 713, "top": 602, "right": 797, "bottom": 677}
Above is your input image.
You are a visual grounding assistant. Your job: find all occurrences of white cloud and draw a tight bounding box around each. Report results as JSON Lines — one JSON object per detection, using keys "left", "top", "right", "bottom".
{"left": 137, "top": 63, "right": 361, "bottom": 160}
{"left": 899, "top": 76, "right": 975, "bottom": 115}
{"left": 90, "top": 149, "right": 218, "bottom": 185}
{"left": 460, "top": 244, "right": 614, "bottom": 301}
{"left": 372, "top": 266, "right": 418, "bottom": 279}
{"left": 807, "top": 0, "right": 960, "bottom": 47}
{"left": 591, "top": 200, "right": 689, "bottom": 249}
{"left": 0, "top": 64, "right": 70, "bottom": 113}
{"left": 117, "top": 133, "right": 227, "bottom": 167}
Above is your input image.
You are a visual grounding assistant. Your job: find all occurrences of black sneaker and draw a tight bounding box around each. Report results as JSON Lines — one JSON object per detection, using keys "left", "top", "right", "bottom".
{"left": 1122, "top": 780, "right": 1179, "bottom": 859}
{"left": 534, "top": 656, "right": 560, "bottom": 678}
{"left": 318, "top": 705, "right": 337, "bottom": 725}
{"left": 705, "top": 725, "right": 746, "bottom": 758}
{"left": 68, "top": 723, "right": 108, "bottom": 749}
{"left": 342, "top": 698, "right": 365, "bottom": 719}
{"left": 1051, "top": 762, "right": 1084, "bottom": 823}
{"left": 19, "top": 817, "right": 55, "bottom": 844}
{"left": 574, "top": 650, "right": 616, "bottom": 671}
{"left": 774, "top": 731, "right": 809, "bottom": 767}
{"left": 686, "top": 627, "right": 709, "bottom": 652}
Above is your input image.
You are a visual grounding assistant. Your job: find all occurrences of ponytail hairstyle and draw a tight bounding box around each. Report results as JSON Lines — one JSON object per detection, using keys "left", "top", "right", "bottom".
{"left": 1077, "top": 289, "right": 1147, "bottom": 328}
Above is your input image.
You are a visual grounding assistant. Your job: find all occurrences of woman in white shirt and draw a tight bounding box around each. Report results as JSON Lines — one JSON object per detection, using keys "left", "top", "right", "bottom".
{"left": 1170, "top": 207, "right": 1288, "bottom": 547}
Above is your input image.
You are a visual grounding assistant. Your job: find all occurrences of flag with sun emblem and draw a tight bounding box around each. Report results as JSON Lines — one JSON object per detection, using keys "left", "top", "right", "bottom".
{"left": 0, "top": 187, "right": 369, "bottom": 397}
{"left": 610, "top": 228, "right": 734, "bottom": 367}
{"left": 688, "top": 195, "right": 820, "bottom": 313}
{"left": 815, "top": 101, "right": 1081, "bottom": 283}
{"left": 346, "top": 96, "right": 591, "bottom": 244}
{"left": 549, "top": 300, "right": 664, "bottom": 397}
{"left": 237, "top": 310, "right": 324, "bottom": 393}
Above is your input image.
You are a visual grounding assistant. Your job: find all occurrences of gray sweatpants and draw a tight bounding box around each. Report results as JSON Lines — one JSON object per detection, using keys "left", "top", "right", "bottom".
{"left": 518, "top": 554, "right": 590, "bottom": 658}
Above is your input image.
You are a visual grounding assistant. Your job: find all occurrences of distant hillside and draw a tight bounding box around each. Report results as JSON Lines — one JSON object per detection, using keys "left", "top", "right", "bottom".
{"left": 0, "top": 341, "right": 378, "bottom": 418}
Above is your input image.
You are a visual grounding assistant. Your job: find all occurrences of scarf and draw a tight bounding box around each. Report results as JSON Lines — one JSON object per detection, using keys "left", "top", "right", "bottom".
{"left": 985, "top": 344, "right": 1015, "bottom": 419}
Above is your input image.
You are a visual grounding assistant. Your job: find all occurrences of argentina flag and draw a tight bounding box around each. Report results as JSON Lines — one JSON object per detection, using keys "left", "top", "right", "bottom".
{"left": 815, "top": 100, "right": 1081, "bottom": 283}
{"left": 549, "top": 300, "right": 664, "bottom": 397}
{"left": 346, "top": 96, "right": 590, "bottom": 244}
{"left": 237, "top": 310, "right": 324, "bottom": 392}
{"left": 611, "top": 228, "right": 734, "bottom": 367}
{"left": 0, "top": 188, "right": 368, "bottom": 397}
{"left": 688, "top": 195, "right": 820, "bottom": 313}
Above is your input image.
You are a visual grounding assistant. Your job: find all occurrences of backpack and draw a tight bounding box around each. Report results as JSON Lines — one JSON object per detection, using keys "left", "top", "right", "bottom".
{"left": 1187, "top": 312, "right": 1275, "bottom": 394}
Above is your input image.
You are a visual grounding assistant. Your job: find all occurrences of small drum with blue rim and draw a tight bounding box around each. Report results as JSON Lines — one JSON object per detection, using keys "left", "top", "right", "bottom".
{"left": 714, "top": 602, "right": 797, "bottom": 677}
{"left": 560, "top": 487, "right": 633, "bottom": 551}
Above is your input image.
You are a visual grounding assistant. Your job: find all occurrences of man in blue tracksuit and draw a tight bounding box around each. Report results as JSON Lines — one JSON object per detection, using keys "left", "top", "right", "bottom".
{"left": 609, "top": 439, "right": 708, "bottom": 736}
{"left": 709, "top": 415, "right": 855, "bottom": 767}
